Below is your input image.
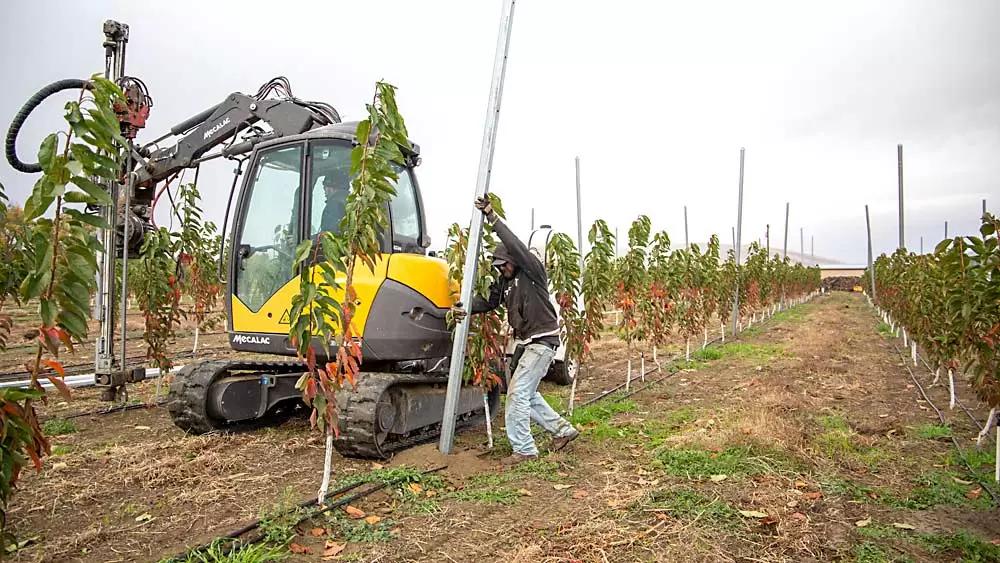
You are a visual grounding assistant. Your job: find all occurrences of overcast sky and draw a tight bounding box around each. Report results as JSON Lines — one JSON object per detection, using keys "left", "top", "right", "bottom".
{"left": 1, "top": 1, "right": 997, "bottom": 264}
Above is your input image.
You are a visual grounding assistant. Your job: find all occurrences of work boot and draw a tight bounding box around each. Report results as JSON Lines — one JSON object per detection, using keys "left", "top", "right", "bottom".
{"left": 550, "top": 428, "right": 580, "bottom": 452}
{"left": 500, "top": 453, "right": 538, "bottom": 466}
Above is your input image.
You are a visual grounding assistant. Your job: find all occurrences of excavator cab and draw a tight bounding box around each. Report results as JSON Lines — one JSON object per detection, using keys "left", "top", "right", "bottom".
{"left": 170, "top": 123, "right": 500, "bottom": 458}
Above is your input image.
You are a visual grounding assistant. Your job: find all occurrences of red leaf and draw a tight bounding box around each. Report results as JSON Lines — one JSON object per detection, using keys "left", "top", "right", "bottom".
{"left": 289, "top": 542, "right": 311, "bottom": 554}
{"left": 45, "top": 373, "right": 72, "bottom": 401}
{"left": 43, "top": 359, "right": 65, "bottom": 377}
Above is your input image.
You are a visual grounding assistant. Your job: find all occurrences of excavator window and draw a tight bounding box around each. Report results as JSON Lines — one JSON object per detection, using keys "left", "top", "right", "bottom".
{"left": 234, "top": 144, "right": 304, "bottom": 312}
{"left": 389, "top": 167, "right": 421, "bottom": 252}
{"left": 308, "top": 142, "right": 352, "bottom": 237}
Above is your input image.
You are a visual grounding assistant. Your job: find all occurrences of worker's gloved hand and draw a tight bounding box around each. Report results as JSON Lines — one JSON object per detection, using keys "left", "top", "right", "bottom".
{"left": 474, "top": 196, "right": 497, "bottom": 222}
{"left": 449, "top": 302, "right": 468, "bottom": 323}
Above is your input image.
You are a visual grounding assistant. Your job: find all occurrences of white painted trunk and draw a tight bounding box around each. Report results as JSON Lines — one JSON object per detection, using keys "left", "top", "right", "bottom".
{"left": 640, "top": 353, "right": 645, "bottom": 382}
{"left": 626, "top": 359, "right": 632, "bottom": 392}
{"left": 911, "top": 341, "right": 917, "bottom": 366}
{"left": 932, "top": 367, "right": 940, "bottom": 386}
{"left": 192, "top": 325, "right": 200, "bottom": 354}
{"left": 483, "top": 393, "right": 494, "bottom": 449}
{"left": 721, "top": 322, "right": 725, "bottom": 343}
{"left": 318, "top": 431, "right": 334, "bottom": 504}
{"left": 948, "top": 369, "right": 956, "bottom": 410}
{"left": 568, "top": 371, "right": 578, "bottom": 415}
{"left": 977, "top": 408, "right": 996, "bottom": 448}
{"left": 703, "top": 328, "right": 708, "bottom": 349}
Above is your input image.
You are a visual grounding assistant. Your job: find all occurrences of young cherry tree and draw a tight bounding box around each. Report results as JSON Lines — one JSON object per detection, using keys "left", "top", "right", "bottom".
{"left": 174, "top": 183, "right": 224, "bottom": 353}
{"left": 287, "top": 81, "right": 412, "bottom": 504}
{"left": 644, "top": 231, "right": 675, "bottom": 363}
{"left": 615, "top": 215, "right": 651, "bottom": 384}
{"left": 1, "top": 75, "right": 124, "bottom": 549}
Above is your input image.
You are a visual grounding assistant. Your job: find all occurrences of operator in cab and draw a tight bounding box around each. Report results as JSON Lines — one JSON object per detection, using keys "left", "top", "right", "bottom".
{"left": 319, "top": 170, "right": 348, "bottom": 233}
{"left": 452, "top": 197, "right": 580, "bottom": 466}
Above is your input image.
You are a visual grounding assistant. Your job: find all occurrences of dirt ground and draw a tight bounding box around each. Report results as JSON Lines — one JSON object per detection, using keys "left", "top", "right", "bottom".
{"left": 7, "top": 292, "right": 999, "bottom": 562}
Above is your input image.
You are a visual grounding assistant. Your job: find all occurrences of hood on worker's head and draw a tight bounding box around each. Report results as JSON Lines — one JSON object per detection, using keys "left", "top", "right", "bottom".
{"left": 491, "top": 242, "right": 513, "bottom": 266}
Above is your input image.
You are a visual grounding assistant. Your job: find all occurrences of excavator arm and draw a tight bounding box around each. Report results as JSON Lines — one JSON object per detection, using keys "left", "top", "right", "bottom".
{"left": 135, "top": 88, "right": 341, "bottom": 189}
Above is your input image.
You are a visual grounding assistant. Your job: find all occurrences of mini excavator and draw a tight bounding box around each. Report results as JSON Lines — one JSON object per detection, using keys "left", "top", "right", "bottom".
{"left": 5, "top": 20, "right": 501, "bottom": 458}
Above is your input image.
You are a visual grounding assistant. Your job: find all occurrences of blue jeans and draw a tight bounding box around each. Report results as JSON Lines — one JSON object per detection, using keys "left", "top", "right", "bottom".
{"left": 506, "top": 343, "right": 575, "bottom": 456}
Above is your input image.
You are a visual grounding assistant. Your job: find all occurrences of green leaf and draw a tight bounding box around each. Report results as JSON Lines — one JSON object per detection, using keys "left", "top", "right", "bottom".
{"left": 38, "top": 134, "right": 58, "bottom": 172}
{"left": 69, "top": 176, "right": 112, "bottom": 205}
{"left": 293, "top": 239, "right": 313, "bottom": 268}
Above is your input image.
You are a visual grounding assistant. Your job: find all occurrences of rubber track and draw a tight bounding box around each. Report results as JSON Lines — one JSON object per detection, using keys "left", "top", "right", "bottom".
{"left": 167, "top": 359, "right": 305, "bottom": 434}
{"left": 335, "top": 372, "right": 499, "bottom": 459}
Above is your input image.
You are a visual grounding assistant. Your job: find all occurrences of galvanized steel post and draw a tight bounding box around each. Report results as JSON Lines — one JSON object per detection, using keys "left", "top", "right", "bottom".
{"left": 439, "top": 0, "right": 516, "bottom": 455}
{"left": 865, "top": 205, "right": 876, "bottom": 301}
{"left": 897, "top": 144, "right": 904, "bottom": 250}
{"left": 730, "top": 148, "right": 745, "bottom": 334}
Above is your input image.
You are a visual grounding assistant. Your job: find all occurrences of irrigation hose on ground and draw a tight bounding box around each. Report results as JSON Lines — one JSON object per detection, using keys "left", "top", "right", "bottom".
{"left": 166, "top": 465, "right": 448, "bottom": 561}
{"left": 889, "top": 340, "right": 999, "bottom": 505}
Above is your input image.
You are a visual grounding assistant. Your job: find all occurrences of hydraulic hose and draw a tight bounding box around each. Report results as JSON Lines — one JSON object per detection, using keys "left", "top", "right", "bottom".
{"left": 5, "top": 78, "right": 91, "bottom": 173}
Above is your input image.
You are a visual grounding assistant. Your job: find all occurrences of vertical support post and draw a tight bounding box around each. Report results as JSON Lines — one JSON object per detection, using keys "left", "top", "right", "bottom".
{"left": 766, "top": 224, "right": 770, "bottom": 256}
{"left": 575, "top": 157, "right": 584, "bottom": 270}
{"left": 614, "top": 227, "right": 619, "bottom": 257}
{"left": 984, "top": 199, "right": 987, "bottom": 216}
{"left": 783, "top": 202, "right": 789, "bottom": 259}
{"left": 897, "top": 143, "right": 904, "bottom": 250}
{"left": 865, "top": 205, "right": 876, "bottom": 301}
{"left": 920, "top": 236, "right": 923, "bottom": 255}
{"left": 684, "top": 205, "right": 689, "bottom": 249}
{"left": 944, "top": 220, "right": 948, "bottom": 239}
{"left": 800, "top": 227, "right": 804, "bottom": 261}
{"left": 95, "top": 20, "right": 129, "bottom": 383}
{"left": 730, "top": 148, "right": 745, "bottom": 334}
{"left": 810, "top": 235, "right": 814, "bottom": 262}
{"left": 440, "top": 0, "right": 516, "bottom": 455}
{"left": 530, "top": 208, "right": 534, "bottom": 230}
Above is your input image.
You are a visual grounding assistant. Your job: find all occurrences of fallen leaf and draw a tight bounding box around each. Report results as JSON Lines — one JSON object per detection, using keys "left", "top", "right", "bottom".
{"left": 710, "top": 474, "right": 728, "bottom": 482}
{"left": 892, "top": 523, "right": 916, "bottom": 530}
{"left": 310, "top": 527, "right": 325, "bottom": 537}
{"left": 407, "top": 483, "right": 423, "bottom": 495}
{"left": 323, "top": 541, "right": 345, "bottom": 559}
{"left": 878, "top": 414, "right": 889, "bottom": 418}
{"left": 786, "top": 500, "right": 799, "bottom": 508}
{"left": 135, "top": 513, "right": 153, "bottom": 523}
{"left": 553, "top": 484, "right": 572, "bottom": 490}
{"left": 966, "top": 487, "right": 982, "bottom": 500}
{"left": 51, "top": 462, "right": 68, "bottom": 470}
{"left": 365, "top": 515, "right": 382, "bottom": 525}
{"left": 654, "top": 512, "right": 668, "bottom": 521}
{"left": 371, "top": 462, "right": 384, "bottom": 469}
{"left": 739, "top": 510, "right": 769, "bottom": 518}
{"left": 516, "top": 488, "right": 533, "bottom": 496}
{"left": 855, "top": 518, "right": 872, "bottom": 528}
{"left": 953, "top": 477, "right": 973, "bottom": 485}
{"left": 802, "top": 491, "right": 823, "bottom": 501}
{"left": 426, "top": 490, "right": 438, "bottom": 497}
{"left": 761, "top": 515, "right": 780, "bottom": 525}
{"left": 134, "top": 425, "right": 151, "bottom": 430}
{"left": 572, "top": 489, "right": 590, "bottom": 499}
{"left": 790, "top": 512, "right": 808, "bottom": 521}
{"left": 343, "top": 505, "right": 365, "bottom": 519}
{"left": 289, "top": 543, "right": 311, "bottom": 554}
{"left": 794, "top": 481, "right": 808, "bottom": 489}
{"left": 556, "top": 472, "right": 569, "bottom": 478}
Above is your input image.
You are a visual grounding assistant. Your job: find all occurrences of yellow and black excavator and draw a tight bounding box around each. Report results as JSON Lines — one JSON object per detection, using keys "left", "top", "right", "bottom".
{"left": 4, "top": 24, "right": 500, "bottom": 458}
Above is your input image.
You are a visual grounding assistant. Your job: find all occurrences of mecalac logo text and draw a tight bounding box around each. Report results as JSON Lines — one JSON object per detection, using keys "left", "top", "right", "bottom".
{"left": 203, "top": 117, "right": 231, "bottom": 140}
{"left": 233, "top": 334, "right": 270, "bottom": 345}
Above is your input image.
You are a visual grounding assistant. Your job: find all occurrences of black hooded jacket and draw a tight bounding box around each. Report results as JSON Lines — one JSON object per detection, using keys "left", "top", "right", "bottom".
{"left": 470, "top": 218, "right": 559, "bottom": 343}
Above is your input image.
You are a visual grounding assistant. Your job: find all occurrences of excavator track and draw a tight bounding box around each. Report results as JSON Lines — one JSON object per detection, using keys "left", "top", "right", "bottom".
{"left": 334, "top": 372, "right": 500, "bottom": 459}
{"left": 167, "top": 359, "right": 306, "bottom": 434}
{"left": 169, "top": 360, "right": 500, "bottom": 459}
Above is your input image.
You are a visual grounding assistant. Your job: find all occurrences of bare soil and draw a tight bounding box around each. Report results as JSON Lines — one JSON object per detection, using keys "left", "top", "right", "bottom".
{"left": 6, "top": 292, "right": 999, "bottom": 562}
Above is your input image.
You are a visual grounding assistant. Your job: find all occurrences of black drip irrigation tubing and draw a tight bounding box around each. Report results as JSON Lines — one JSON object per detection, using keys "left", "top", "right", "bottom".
{"left": 889, "top": 340, "right": 1000, "bottom": 505}
{"left": 165, "top": 465, "right": 447, "bottom": 562}
{"left": 0, "top": 345, "right": 232, "bottom": 381}
{"left": 571, "top": 295, "right": 818, "bottom": 413}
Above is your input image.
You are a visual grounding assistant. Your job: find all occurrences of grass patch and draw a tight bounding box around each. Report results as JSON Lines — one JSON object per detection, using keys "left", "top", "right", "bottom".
{"left": 653, "top": 445, "right": 793, "bottom": 479}
{"left": 51, "top": 445, "right": 73, "bottom": 456}
{"left": 446, "top": 486, "right": 520, "bottom": 505}
{"left": 691, "top": 347, "right": 723, "bottom": 361}
{"left": 323, "top": 512, "right": 396, "bottom": 543}
{"left": 876, "top": 322, "right": 893, "bottom": 338}
{"left": 257, "top": 488, "right": 304, "bottom": 546}
{"left": 165, "top": 540, "right": 287, "bottom": 563}
{"left": 851, "top": 542, "right": 895, "bottom": 563}
{"left": 42, "top": 418, "right": 77, "bottom": 436}
{"left": 712, "top": 342, "right": 784, "bottom": 362}
{"left": 513, "top": 459, "right": 562, "bottom": 481}
{"left": 857, "top": 523, "right": 905, "bottom": 541}
{"left": 813, "top": 415, "right": 888, "bottom": 471}
{"left": 822, "top": 472, "right": 991, "bottom": 510}
{"left": 910, "top": 423, "right": 952, "bottom": 440}
{"left": 645, "top": 488, "right": 740, "bottom": 528}
{"left": 917, "top": 530, "right": 1000, "bottom": 561}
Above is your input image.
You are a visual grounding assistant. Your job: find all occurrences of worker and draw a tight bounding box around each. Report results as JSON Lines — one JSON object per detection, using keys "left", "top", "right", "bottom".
{"left": 452, "top": 196, "right": 580, "bottom": 465}
{"left": 319, "top": 171, "right": 348, "bottom": 233}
